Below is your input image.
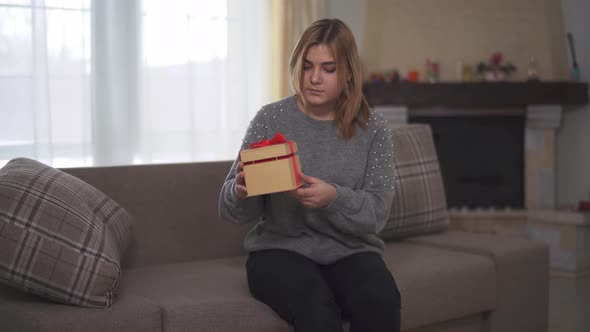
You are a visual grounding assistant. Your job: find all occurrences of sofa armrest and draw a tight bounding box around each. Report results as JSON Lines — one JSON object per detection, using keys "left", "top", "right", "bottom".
{"left": 404, "top": 230, "right": 549, "bottom": 332}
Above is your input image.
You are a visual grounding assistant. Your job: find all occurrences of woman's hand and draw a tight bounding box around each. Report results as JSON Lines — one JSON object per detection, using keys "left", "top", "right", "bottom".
{"left": 289, "top": 172, "right": 336, "bottom": 209}
{"left": 234, "top": 161, "right": 248, "bottom": 200}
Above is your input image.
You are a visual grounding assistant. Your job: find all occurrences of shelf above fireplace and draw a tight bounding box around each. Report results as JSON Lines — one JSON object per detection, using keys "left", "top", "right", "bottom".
{"left": 363, "top": 81, "right": 589, "bottom": 107}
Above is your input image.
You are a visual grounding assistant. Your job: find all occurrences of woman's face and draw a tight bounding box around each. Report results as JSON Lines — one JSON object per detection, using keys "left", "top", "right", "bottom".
{"left": 301, "top": 44, "right": 344, "bottom": 110}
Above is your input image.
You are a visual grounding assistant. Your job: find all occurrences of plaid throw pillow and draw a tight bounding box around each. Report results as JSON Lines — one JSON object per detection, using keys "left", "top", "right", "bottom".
{"left": 379, "top": 124, "right": 449, "bottom": 240}
{"left": 0, "top": 158, "right": 133, "bottom": 308}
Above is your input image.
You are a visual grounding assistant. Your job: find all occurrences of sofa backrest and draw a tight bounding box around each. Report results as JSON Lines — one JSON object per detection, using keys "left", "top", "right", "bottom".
{"left": 63, "top": 161, "right": 251, "bottom": 268}
{"left": 60, "top": 124, "right": 449, "bottom": 268}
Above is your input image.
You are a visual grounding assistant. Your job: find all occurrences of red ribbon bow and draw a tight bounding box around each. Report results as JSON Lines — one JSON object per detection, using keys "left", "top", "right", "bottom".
{"left": 249, "top": 132, "right": 286, "bottom": 149}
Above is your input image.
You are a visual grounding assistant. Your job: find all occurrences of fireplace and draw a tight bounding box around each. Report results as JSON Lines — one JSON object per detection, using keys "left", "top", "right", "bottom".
{"left": 364, "top": 81, "right": 589, "bottom": 210}
{"left": 364, "top": 81, "right": 590, "bottom": 275}
{"left": 409, "top": 114, "right": 524, "bottom": 209}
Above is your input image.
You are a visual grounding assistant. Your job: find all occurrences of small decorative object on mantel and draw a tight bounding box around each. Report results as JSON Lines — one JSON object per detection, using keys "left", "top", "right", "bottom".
{"left": 369, "top": 71, "right": 386, "bottom": 83}
{"left": 526, "top": 57, "right": 540, "bottom": 81}
{"left": 476, "top": 52, "right": 517, "bottom": 81}
{"left": 407, "top": 69, "right": 419, "bottom": 82}
{"left": 461, "top": 63, "right": 474, "bottom": 82}
{"left": 567, "top": 32, "right": 581, "bottom": 81}
{"left": 425, "top": 58, "right": 439, "bottom": 83}
{"left": 369, "top": 69, "right": 401, "bottom": 83}
{"left": 386, "top": 69, "right": 401, "bottom": 82}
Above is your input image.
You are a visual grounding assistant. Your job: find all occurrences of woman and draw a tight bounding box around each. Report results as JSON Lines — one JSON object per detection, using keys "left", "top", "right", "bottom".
{"left": 219, "top": 18, "right": 401, "bottom": 332}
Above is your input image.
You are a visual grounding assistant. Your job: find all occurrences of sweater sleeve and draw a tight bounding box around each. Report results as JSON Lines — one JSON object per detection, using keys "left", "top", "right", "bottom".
{"left": 319, "top": 124, "right": 395, "bottom": 236}
{"left": 218, "top": 109, "right": 268, "bottom": 224}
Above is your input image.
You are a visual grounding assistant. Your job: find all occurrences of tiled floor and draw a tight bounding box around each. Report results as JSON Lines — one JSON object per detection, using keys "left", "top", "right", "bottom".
{"left": 548, "top": 275, "right": 590, "bottom": 332}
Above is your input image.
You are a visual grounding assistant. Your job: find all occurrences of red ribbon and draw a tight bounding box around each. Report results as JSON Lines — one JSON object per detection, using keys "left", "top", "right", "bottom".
{"left": 247, "top": 132, "right": 301, "bottom": 186}
{"left": 248, "top": 132, "right": 287, "bottom": 149}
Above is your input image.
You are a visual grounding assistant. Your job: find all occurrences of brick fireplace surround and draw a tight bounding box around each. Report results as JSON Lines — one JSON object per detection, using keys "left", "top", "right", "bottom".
{"left": 366, "top": 81, "right": 590, "bottom": 276}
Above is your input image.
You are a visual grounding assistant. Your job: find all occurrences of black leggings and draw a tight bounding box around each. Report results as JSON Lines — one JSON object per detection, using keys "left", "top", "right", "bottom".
{"left": 246, "top": 249, "right": 401, "bottom": 332}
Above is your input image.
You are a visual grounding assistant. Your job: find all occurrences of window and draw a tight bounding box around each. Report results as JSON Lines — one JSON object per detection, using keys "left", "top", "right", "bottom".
{"left": 0, "top": 0, "right": 272, "bottom": 168}
{"left": 139, "top": 0, "right": 272, "bottom": 164}
{"left": 0, "top": 0, "right": 91, "bottom": 168}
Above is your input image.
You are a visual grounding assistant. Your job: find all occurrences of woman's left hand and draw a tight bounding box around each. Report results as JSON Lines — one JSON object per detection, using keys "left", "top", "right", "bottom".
{"left": 289, "top": 172, "right": 337, "bottom": 209}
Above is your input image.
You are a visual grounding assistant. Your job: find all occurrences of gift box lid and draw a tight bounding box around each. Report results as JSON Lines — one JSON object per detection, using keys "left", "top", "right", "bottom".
{"left": 240, "top": 141, "right": 298, "bottom": 163}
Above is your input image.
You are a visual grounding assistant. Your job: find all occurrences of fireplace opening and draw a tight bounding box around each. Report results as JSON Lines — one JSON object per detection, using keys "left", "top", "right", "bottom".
{"left": 409, "top": 115, "right": 524, "bottom": 209}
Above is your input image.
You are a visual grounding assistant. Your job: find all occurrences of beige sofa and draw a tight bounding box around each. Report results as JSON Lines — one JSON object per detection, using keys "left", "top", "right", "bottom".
{"left": 0, "top": 136, "right": 548, "bottom": 332}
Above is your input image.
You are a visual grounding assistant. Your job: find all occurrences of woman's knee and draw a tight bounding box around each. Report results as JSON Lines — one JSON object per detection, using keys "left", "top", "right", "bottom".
{"left": 346, "top": 287, "right": 401, "bottom": 332}
{"left": 349, "top": 283, "right": 401, "bottom": 313}
{"left": 291, "top": 298, "right": 343, "bottom": 332}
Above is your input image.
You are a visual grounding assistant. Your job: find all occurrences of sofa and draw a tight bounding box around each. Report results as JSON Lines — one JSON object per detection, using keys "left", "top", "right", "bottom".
{"left": 0, "top": 125, "right": 549, "bottom": 332}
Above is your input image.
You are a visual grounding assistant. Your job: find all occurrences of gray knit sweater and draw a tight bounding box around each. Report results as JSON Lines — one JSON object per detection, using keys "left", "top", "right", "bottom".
{"left": 219, "top": 95, "right": 395, "bottom": 264}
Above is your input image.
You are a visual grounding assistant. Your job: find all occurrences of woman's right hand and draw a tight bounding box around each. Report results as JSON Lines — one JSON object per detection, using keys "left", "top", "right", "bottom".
{"left": 234, "top": 161, "right": 248, "bottom": 200}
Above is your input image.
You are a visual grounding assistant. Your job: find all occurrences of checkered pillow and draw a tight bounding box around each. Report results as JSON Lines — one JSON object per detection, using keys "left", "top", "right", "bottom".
{"left": 379, "top": 124, "right": 449, "bottom": 240}
{"left": 0, "top": 158, "right": 133, "bottom": 308}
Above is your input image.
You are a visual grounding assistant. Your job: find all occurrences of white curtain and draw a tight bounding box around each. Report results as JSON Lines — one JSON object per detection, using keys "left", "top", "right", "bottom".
{"left": 275, "top": 0, "right": 326, "bottom": 99}
{"left": 0, "top": 0, "right": 273, "bottom": 168}
{"left": 0, "top": 0, "right": 92, "bottom": 168}
{"left": 138, "top": 0, "right": 272, "bottom": 164}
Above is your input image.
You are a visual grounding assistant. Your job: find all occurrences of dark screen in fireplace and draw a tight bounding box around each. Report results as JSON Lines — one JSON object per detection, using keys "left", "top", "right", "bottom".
{"left": 409, "top": 115, "right": 524, "bottom": 209}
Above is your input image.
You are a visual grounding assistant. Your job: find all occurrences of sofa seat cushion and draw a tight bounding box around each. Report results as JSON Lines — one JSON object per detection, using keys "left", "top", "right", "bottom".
{"left": 121, "top": 256, "right": 291, "bottom": 332}
{"left": 383, "top": 242, "right": 496, "bottom": 330}
{"left": 122, "top": 245, "right": 495, "bottom": 332}
{"left": 404, "top": 230, "right": 549, "bottom": 332}
{"left": 0, "top": 282, "right": 161, "bottom": 332}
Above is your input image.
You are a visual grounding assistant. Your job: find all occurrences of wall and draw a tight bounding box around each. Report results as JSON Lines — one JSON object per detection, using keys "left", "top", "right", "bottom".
{"left": 557, "top": 0, "right": 590, "bottom": 206}
{"left": 327, "top": 0, "right": 589, "bottom": 206}
{"left": 361, "top": 0, "right": 569, "bottom": 81}
{"left": 326, "top": 0, "right": 366, "bottom": 58}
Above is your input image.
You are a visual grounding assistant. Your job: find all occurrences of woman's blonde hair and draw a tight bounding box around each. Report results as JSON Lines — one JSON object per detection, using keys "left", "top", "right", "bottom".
{"left": 290, "top": 18, "right": 370, "bottom": 140}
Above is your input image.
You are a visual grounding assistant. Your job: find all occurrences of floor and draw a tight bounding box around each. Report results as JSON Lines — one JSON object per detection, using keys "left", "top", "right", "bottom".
{"left": 548, "top": 275, "right": 590, "bottom": 332}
